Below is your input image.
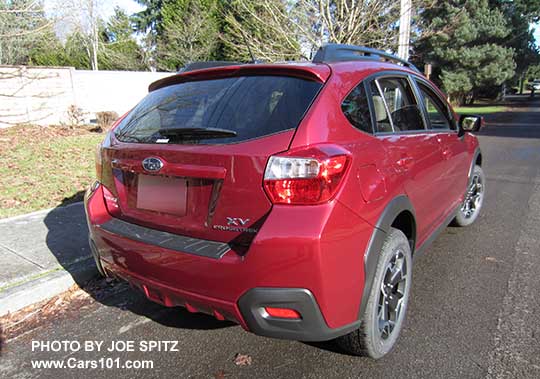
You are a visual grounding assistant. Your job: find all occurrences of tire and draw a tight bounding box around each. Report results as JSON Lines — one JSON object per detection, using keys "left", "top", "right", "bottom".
{"left": 335, "top": 228, "right": 412, "bottom": 359}
{"left": 452, "top": 165, "right": 485, "bottom": 227}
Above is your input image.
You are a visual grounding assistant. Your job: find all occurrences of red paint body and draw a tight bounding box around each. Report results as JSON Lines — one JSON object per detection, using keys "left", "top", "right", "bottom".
{"left": 85, "top": 60, "right": 479, "bottom": 334}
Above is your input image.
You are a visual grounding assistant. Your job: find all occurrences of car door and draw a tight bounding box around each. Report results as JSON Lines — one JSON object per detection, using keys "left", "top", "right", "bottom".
{"left": 370, "top": 75, "right": 447, "bottom": 242}
{"left": 414, "top": 80, "right": 470, "bottom": 214}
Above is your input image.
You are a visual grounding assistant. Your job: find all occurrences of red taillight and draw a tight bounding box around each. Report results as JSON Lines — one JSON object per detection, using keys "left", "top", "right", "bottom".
{"left": 102, "top": 185, "right": 120, "bottom": 216}
{"left": 264, "top": 307, "right": 301, "bottom": 319}
{"left": 264, "top": 155, "right": 349, "bottom": 205}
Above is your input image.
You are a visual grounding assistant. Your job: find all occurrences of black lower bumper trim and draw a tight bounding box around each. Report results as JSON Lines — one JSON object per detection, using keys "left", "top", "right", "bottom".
{"left": 98, "top": 218, "right": 231, "bottom": 259}
{"left": 238, "top": 288, "right": 361, "bottom": 342}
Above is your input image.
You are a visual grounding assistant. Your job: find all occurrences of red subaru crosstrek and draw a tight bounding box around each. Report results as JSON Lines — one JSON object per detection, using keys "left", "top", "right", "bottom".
{"left": 85, "top": 44, "right": 484, "bottom": 359}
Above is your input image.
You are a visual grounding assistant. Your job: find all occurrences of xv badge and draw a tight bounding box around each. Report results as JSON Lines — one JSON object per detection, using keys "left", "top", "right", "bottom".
{"left": 227, "top": 217, "right": 250, "bottom": 226}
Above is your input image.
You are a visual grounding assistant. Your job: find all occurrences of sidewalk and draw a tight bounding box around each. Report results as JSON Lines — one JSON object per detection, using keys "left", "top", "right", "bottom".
{"left": 0, "top": 202, "right": 97, "bottom": 316}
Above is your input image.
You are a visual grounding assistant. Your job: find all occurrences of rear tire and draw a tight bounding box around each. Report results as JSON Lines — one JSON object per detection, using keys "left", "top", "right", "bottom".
{"left": 335, "top": 228, "right": 412, "bottom": 359}
{"left": 453, "top": 165, "right": 485, "bottom": 227}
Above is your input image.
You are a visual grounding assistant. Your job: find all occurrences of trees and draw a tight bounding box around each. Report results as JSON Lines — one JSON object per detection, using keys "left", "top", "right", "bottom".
{"left": 414, "top": 0, "right": 537, "bottom": 104}
{"left": 0, "top": 0, "right": 55, "bottom": 65}
{"left": 27, "top": 4, "right": 146, "bottom": 71}
{"left": 100, "top": 7, "right": 146, "bottom": 71}
{"left": 2, "top": 0, "right": 533, "bottom": 83}
{"left": 133, "top": 0, "right": 221, "bottom": 70}
{"left": 220, "top": 0, "right": 302, "bottom": 61}
{"left": 414, "top": 0, "right": 515, "bottom": 104}
{"left": 489, "top": 0, "right": 540, "bottom": 94}
{"left": 220, "top": 0, "right": 416, "bottom": 62}
{"left": 157, "top": 0, "right": 220, "bottom": 70}
{"left": 133, "top": 0, "right": 424, "bottom": 67}
{"left": 58, "top": 0, "right": 102, "bottom": 70}
{"left": 132, "top": 0, "right": 165, "bottom": 40}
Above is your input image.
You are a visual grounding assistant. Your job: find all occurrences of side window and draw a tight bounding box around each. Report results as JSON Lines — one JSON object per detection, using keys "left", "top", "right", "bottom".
{"left": 370, "top": 77, "right": 425, "bottom": 133}
{"left": 417, "top": 82, "right": 452, "bottom": 130}
{"left": 341, "top": 83, "right": 373, "bottom": 134}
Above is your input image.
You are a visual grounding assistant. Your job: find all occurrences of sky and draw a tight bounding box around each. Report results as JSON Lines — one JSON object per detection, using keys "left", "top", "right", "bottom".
{"left": 534, "top": 23, "right": 540, "bottom": 47}
{"left": 44, "top": 0, "right": 144, "bottom": 21}
{"left": 102, "top": 0, "right": 144, "bottom": 18}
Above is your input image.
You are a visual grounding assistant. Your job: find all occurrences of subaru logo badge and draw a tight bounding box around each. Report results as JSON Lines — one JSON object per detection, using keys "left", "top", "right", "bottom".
{"left": 142, "top": 157, "right": 163, "bottom": 172}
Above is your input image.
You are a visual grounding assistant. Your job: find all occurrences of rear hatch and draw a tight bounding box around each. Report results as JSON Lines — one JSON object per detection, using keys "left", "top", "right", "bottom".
{"left": 99, "top": 67, "right": 327, "bottom": 249}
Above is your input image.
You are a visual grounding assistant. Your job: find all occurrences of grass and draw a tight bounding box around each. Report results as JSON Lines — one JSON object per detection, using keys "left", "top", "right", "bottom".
{"left": 0, "top": 125, "right": 104, "bottom": 219}
{"left": 454, "top": 105, "right": 507, "bottom": 114}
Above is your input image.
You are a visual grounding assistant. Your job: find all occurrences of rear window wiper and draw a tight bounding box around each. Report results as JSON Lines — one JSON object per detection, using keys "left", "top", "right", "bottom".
{"left": 157, "top": 127, "right": 237, "bottom": 139}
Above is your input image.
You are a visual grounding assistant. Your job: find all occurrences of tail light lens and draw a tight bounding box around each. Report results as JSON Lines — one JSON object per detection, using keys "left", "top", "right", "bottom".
{"left": 264, "top": 154, "right": 349, "bottom": 205}
{"left": 102, "top": 185, "right": 120, "bottom": 217}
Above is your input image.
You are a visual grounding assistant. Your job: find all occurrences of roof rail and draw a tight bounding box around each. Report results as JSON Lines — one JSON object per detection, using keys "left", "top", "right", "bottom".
{"left": 312, "top": 44, "right": 420, "bottom": 72}
{"left": 178, "top": 61, "right": 243, "bottom": 73}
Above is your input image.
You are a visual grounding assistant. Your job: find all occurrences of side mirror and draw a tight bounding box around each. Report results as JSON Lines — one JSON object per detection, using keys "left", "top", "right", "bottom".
{"left": 458, "top": 114, "right": 484, "bottom": 137}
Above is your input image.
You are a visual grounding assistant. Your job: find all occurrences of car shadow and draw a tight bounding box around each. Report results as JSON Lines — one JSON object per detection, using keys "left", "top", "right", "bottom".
{"left": 478, "top": 113, "right": 540, "bottom": 139}
{"left": 43, "top": 196, "right": 234, "bottom": 333}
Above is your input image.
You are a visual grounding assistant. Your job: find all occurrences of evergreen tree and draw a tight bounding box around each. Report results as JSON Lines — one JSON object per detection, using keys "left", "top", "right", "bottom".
{"left": 133, "top": 0, "right": 165, "bottom": 37}
{"left": 414, "top": 0, "right": 516, "bottom": 104}
{"left": 100, "top": 7, "right": 147, "bottom": 71}
{"left": 489, "top": 0, "right": 540, "bottom": 93}
{"left": 0, "top": 0, "right": 55, "bottom": 65}
{"left": 157, "top": 0, "right": 220, "bottom": 70}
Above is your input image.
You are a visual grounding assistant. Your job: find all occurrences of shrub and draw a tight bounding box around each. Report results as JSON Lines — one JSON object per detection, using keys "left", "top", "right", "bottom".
{"left": 96, "top": 111, "right": 119, "bottom": 131}
{"left": 66, "top": 105, "right": 85, "bottom": 127}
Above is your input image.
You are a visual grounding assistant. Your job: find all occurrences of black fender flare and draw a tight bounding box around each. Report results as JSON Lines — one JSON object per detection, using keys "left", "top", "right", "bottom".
{"left": 468, "top": 148, "right": 482, "bottom": 183}
{"left": 358, "top": 195, "right": 416, "bottom": 318}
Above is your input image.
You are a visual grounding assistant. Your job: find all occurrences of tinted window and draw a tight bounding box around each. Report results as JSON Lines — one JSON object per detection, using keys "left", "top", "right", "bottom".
{"left": 341, "top": 83, "right": 373, "bottom": 134}
{"left": 417, "top": 82, "right": 452, "bottom": 129}
{"left": 371, "top": 77, "right": 425, "bottom": 133}
{"left": 115, "top": 76, "right": 322, "bottom": 144}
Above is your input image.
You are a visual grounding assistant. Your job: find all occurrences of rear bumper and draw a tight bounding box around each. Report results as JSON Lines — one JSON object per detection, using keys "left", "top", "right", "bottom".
{"left": 238, "top": 288, "right": 360, "bottom": 341}
{"left": 85, "top": 183, "right": 372, "bottom": 341}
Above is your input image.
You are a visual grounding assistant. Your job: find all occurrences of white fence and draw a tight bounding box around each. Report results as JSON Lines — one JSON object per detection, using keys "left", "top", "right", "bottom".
{"left": 0, "top": 66, "right": 171, "bottom": 127}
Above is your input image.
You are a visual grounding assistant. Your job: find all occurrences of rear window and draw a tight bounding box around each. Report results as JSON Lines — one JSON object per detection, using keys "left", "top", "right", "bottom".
{"left": 114, "top": 75, "right": 322, "bottom": 144}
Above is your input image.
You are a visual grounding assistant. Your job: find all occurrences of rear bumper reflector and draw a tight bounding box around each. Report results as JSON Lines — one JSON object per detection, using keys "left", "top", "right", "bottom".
{"left": 98, "top": 218, "right": 231, "bottom": 259}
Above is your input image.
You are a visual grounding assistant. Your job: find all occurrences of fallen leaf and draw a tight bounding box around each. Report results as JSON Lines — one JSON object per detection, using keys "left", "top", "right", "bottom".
{"left": 213, "top": 370, "right": 226, "bottom": 379}
{"left": 233, "top": 353, "right": 252, "bottom": 366}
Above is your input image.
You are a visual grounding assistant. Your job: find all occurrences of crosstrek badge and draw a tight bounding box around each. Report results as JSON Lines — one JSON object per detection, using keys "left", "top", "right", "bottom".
{"left": 213, "top": 217, "right": 258, "bottom": 233}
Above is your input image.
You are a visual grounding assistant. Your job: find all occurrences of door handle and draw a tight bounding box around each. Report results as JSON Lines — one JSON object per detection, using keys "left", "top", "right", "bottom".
{"left": 396, "top": 156, "right": 414, "bottom": 171}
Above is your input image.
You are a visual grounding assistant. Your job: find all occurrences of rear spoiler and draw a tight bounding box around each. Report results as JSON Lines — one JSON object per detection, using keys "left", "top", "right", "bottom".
{"left": 149, "top": 64, "right": 331, "bottom": 92}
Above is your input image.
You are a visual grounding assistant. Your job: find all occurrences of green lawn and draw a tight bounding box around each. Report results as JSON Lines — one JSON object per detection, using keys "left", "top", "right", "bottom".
{"left": 454, "top": 105, "right": 507, "bottom": 114}
{"left": 0, "top": 125, "right": 104, "bottom": 218}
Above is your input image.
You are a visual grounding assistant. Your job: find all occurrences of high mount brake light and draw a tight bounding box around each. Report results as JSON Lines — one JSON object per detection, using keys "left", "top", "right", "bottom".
{"left": 263, "top": 155, "right": 349, "bottom": 205}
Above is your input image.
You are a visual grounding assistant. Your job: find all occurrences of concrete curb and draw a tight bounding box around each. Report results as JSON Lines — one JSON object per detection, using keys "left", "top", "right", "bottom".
{"left": 0, "top": 261, "right": 97, "bottom": 317}
{"left": 0, "top": 201, "right": 83, "bottom": 224}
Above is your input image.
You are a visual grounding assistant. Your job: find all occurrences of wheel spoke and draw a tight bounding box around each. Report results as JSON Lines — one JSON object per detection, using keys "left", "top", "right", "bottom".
{"left": 377, "top": 249, "right": 409, "bottom": 340}
{"left": 378, "top": 297, "right": 388, "bottom": 322}
{"left": 461, "top": 173, "right": 483, "bottom": 219}
{"left": 389, "top": 267, "right": 404, "bottom": 287}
